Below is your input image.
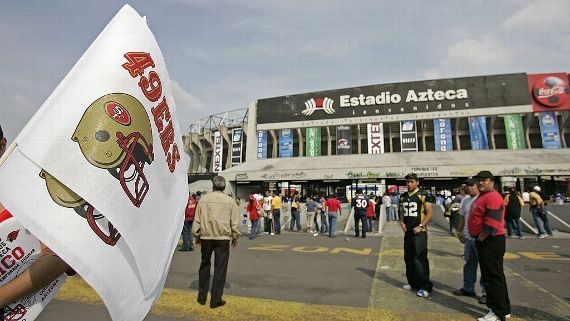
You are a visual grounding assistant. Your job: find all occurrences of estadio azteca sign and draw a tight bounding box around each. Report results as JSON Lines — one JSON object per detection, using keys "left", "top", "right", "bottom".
{"left": 257, "top": 73, "right": 531, "bottom": 130}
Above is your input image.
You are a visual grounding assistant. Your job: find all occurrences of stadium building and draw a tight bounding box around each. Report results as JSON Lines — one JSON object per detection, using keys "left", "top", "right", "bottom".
{"left": 183, "top": 72, "right": 570, "bottom": 200}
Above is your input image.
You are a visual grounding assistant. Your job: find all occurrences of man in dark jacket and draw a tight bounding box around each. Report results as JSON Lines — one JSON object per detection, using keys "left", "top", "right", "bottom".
{"left": 503, "top": 187, "right": 523, "bottom": 239}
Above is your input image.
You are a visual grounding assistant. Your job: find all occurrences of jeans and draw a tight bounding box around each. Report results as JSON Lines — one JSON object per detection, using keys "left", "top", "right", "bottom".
{"left": 328, "top": 212, "right": 337, "bottom": 237}
{"left": 404, "top": 231, "right": 433, "bottom": 292}
{"left": 531, "top": 207, "right": 548, "bottom": 235}
{"left": 391, "top": 205, "right": 399, "bottom": 221}
{"left": 354, "top": 212, "right": 368, "bottom": 237}
{"left": 476, "top": 235, "right": 511, "bottom": 318}
{"left": 386, "top": 206, "right": 395, "bottom": 221}
{"left": 181, "top": 220, "right": 193, "bottom": 250}
{"left": 250, "top": 219, "right": 260, "bottom": 238}
{"left": 505, "top": 217, "right": 522, "bottom": 237}
{"left": 463, "top": 237, "right": 484, "bottom": 293}
{"left": 320, "top": 212, "right": 328, "bottom": 233}
{"left": 265, "top": 217, "right": 273, "bottom": 233}
{"left": 290, "top": 208, "right": 301, "bottom": 231}
{"left": 543, "top": 207, "right": 553, "bottom": 235}
{"left": 367, "top": 217, "right": 374, "bottom": 232}
{"left": 273, "top": 209, "right": 281, "bottom": 233}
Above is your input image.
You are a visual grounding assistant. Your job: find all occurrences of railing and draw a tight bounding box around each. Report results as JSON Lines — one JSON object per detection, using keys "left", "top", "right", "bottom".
{"left": 185, "top": 108, "right": 249, "bottom": 135}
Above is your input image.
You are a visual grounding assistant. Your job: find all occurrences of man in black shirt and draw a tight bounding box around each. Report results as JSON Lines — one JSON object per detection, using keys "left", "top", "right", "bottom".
{"left": 399, "top": 172, "right": 434, "bottom": 298}
{"left": 351, "top": 189, "right": 369, "bottom": 238}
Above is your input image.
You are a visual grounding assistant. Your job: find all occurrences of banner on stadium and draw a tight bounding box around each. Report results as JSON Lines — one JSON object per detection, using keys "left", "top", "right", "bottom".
{"left": 213, "top": 131, "right": 223, "bottom": 172}
{"left": 257, "top": 130, "right": 268, "bottom": 159}
{"left": 400, "top": 120, "right": 418, "bottom": 152}
{"left": 468, "top": 116, "right": 489, "bottom": 150}
{"left": 367, "top": 123, "right": 384, "bottom": 154}
{"left": 433, "top": 118, "right": 453, "bottom": 152}
{"left": 257, "top": 73, "right": 531, "bottom": 130}
{"left": 528, "top": 73, "right": 570, "bottom": 112}
{"left": 0, "top": 5, "right": 187, "bottom": 320}
{"left": 336, "top": 125, "right": 352, "bottom": 155}
{"left": 538, "top": 112, "right": 562, "bottom": 149}
{"left": 231, "top": 128, "right": 243, "bottom": 166}
{"left": 305, "top": 127, "right": 321, "bottom": 157}
{"left": 504, "top": 114, "right": 526, "bottom": 149}
{"left": 280, "top": 129, "right": 294, "bottom": 158}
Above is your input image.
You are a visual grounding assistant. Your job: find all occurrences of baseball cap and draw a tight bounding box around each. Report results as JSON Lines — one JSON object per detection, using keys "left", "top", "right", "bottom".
{"left": 533, "top": 186, "right": 541, "bottom": 192}
{"left": 463, "top": 178, "right": 477, "bottom": 186}
{"left": 405, "top": 172, "right": 418, "bottom": 180}
{"left": 474, "top": 170, "right": 494, "bottom": 181}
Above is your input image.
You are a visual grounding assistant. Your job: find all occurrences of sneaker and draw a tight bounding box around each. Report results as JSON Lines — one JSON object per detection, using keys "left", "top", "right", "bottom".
{"left": 506, "top": 314, "right": 511, "bottom": 319}
{"left": 478, "top": 294, "right": 487, "bottom": 304}
{"left": 416, "top": 289, "right": 430, "bottom": 298}
{"left": 313, "top": 233, "right": 319, "bottom": 237}
{"left": 518, "top": 236, "right": 524, "bottom": 239}
{"left": 538, "top": 234, "right": 546, "bottom": 239}
{"left": 270, "top": 232, "right": 275, "bottom": 235}
{"left": 477, "top": 310, "right": 500, "bottom": 321}
{"left": 402, "top": 284, "right": 412, "bottom": 290}
{"left": 452, "top": 288, "right": 476, "bottom": 297}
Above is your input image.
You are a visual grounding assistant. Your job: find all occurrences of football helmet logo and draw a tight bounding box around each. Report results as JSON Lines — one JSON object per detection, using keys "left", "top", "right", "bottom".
{"left": 40, "top": 170, "right": 121, "bottom": 246}
{"left": 72, "top": 93, "right": 154, "bottom": 207}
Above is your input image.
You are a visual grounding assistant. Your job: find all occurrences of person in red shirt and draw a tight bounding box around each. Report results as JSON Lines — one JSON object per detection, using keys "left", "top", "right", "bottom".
{"left": 0, "top": 125, "right": 72, "bottom": 308}
{"left": 366, "top": 196, "right": 376, "bottom": 233}
{"left": 179, "top": 193, "right": 197, "bottom": 251}
{"left": 245, "top": 195, "right": 260, "bottom": 239}
{"left": 468, "top": 171, "right": 510, "bottom": 321}
{"left": 325, "top": 194, "right": 341, "bottom": 237}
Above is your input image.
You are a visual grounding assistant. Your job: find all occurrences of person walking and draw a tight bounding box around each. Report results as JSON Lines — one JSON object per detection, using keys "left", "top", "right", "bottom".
{"left": 272, "top": 192, "right": 282, "bottom": 234}
{"left": 305, "top": 196, "right": 318, "bottom": 234}
{"left": 391, "top": 192, "right": 400, "bottom": 221}
{"left": 246, "top": 195, "right": 260, "bottom": 239}
{"left": 453, "top": 178, "right": 485, "bottom": 302}
{"left": 366, "top": 196, "right": 376, "bottom": 233}
{"left": 289, "top": 193, "right": 301, "bottom": 232}
{"left": 326, "top": 194, "right": 341, "bottom": 237}
{"left": 469, "top": 171, "right": 511, "bottom": 321}
{"left": 179, "top": 192, "right": 197, "bottom": 251}
{"left": 529, "top": 186, "right": 549, "bottom": 238}
{"left": 399, "top": 172, "right": 434, "bottom": 298}
{"left": 352, "top": 189, "right": 369, "bottom": 238}
{"left": 262, "top": 191, "right": 273, "bottom": 235}
{"left": 192, "top": 176, "right": 240, "bottom": 309}
{"left": 503, "top": 187, "right": 524, "bottom": 239}
{"left": 319, "top": 196, "right": 328, "bottom": 234}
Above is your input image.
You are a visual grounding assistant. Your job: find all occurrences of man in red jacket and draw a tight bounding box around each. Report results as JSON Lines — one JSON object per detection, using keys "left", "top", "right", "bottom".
{"left": 469, "top": 171, "right": 510, "bottom": 321}
{"left": 180, "top": 193, "right": 197, "bottom": 251}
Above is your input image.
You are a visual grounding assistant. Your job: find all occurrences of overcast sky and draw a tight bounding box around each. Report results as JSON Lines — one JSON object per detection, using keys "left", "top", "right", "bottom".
{"left": 1, "top": 0, "right": 569, "bottom": 140}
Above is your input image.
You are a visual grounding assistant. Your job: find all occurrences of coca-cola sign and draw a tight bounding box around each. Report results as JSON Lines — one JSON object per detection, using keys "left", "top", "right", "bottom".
{"left": 528, "top": 73, "right": 570, "bottom": 112}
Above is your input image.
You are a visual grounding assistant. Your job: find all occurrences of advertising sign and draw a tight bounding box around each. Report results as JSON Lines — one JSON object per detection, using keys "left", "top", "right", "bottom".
{"left": 280, "top": 129, "right": 294, "bottom": 158}
{"left": 433, "top": 118, "right": 453, "bottom": 152}
{"left": 213, "top": 131, "right": 223, "bottom": 172}
{"left": 400, "top": 120, "right": 418, "bottom": 152}
{"left": 468, "top": 116, "right": 489, "bottom": 150}
{"left": 336, "top": 125, "right": 352, "bottom": 155}
{"left": 367, "top": 123, "right": 384, "bottom": 154}
{"left": 257, "top": 73, "right": 531, "bottom": 130}
{"left": 231, "top": 128, "right": 243, "bottom": 166}
{"left": 257, "top": 130, "right": 268, "bottom": 159}
{"left": 538, "top": 112, "right": 562, "bottom": 149}
{"left": 503, "top": 114, "right": 526, "bottom": 149}
{"left": 528, "top": 73, "right": 570, "bottom": 112}
{"left": 306, "top": 127, "right": 321, "bottom": 157}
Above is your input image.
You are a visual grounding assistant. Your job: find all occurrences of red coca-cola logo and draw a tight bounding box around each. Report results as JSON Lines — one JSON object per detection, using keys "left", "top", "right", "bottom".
{"left": 532, "top": 76, "right": 570, "bottom": 107}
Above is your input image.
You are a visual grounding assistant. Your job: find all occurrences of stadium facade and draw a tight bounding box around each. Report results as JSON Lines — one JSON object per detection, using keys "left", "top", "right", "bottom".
{"left": 183, "top": 72, "right": 570, "bottom": 199}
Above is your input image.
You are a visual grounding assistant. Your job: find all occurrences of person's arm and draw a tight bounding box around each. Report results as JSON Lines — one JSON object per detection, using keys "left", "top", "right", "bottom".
{"left": 230, "top": 201, "right": 240, "bottom": 248}
{"left": 399, "top": 200, "right": 406, "bottom": 232}
{"left": 0, "top": 249, "right": 69, "bottom": 307}
{"left": 191, "top": 203, "right": 202, "bottom": 244}
{"left": 413, "top": 202, "right": 432, "bottom": 234}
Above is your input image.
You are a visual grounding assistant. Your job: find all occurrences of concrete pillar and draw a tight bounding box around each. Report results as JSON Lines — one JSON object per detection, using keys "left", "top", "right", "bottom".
{"left": 357, "top": 124, "right": 362, "bottom": 154}
{"left": 245, "top": 101, "right": 258, "bottom": 162}
{"left": 560, "top": 111, "right": 569, "bottom": 148}
{"left": 296, "top": 128, "right": 304, "bottom": 157}
{"left": 269, "top": 129, "right": 278, "bottom": 158}
{"left": 326, "top": 126, "right": 332, "bottom": 155}
{"left": 421, "top": 120, "right": 427, "bottom": 151}
{"left": 454, "top": 118, "right": 461, "bottom": 151}
{"left": 219, "top": 125, "right": 232, "bottom": 169}
{"left": 389, "top": 123, "right": 393, "bottom": 152}
{"left": 523, "top": 113, "right": 533, "bottom": 149}
{"left": 202, "top": 129, "right": 214, "bottom": 172}
{"left": 489, "top": 115, "right": 497, "bottom": 150}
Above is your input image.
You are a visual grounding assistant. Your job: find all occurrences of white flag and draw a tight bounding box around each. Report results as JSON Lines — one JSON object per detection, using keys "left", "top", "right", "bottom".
{"left": 0, "top": 4, "right": 188, "bottom": 320}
